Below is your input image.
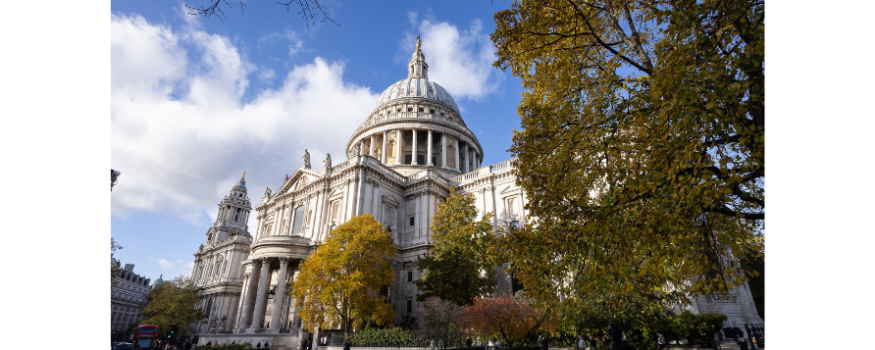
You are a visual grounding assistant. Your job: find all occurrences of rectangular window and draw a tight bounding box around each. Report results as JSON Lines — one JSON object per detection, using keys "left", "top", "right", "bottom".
{"left": 406, "top": 300, "right": 412, "bottom": 314}
{"left": 331, "top": 201, "right": 341, "bottom": 222}
{"left": 408, "top": 271, "right": 413, "bottom": 281}
{"left": 292, "top": 206, "right": 306, "bottom": 234}
{"left": 409, "top": 217, "right": 415, "bottom": 226}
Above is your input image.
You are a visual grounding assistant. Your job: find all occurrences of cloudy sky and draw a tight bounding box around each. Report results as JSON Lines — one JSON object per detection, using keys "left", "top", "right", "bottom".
{"left": 110, "top": 0, "right": 525, "bottom": 282}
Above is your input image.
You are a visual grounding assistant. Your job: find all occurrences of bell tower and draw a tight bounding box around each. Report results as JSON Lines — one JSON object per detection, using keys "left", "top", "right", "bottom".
{"left": 209, "top": 171, "right": 252, "bottom": 244}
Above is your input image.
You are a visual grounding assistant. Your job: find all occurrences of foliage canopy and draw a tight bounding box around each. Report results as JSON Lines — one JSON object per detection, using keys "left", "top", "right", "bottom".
{"left": 491, "top": 0, "right": 765, "bottom": 313}
{"left": 290, "top": 214, "right": 397, "bottom": 339}
{"left": 455, "top": 292, "right": 560, "bottom": 348}
{"left": 416, "top": 188, "right": 500, "bottom": 305}
{"left": 141, "top": 276, "right": 205, "bottom": 337}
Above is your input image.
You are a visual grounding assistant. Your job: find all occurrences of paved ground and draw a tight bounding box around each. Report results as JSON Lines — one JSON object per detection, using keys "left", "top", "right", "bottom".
{"left": 717, "top": 340, "right": 761, "bottom": 350}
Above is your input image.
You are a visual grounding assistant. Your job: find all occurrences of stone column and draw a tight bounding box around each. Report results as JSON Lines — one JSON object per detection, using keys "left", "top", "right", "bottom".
{"left": 462, "top": 143, "right": 469, "bottom": 173}
{"left": 427, "top": 130, "right": 433, "bottom": 166}
{"left": 411, "top": 128, "right": 418, "bottom": 165}
{"left": 369, "top": 134, "right": 376, "bottom": 157}
{"left": 381, "top": 130, "right": 388, "bottom": 164}
{"left": 267, "top": 257, "right": 290, "bottom": 333}
{"left": 395, "top": 129, "right": 404, "bottom": 165}
{"left": 236, "top": 261, "right": 262, "bottom": 333}
{"left": 441, "top": 133, "right": 447, "bottom": 169}
{"left": 469, "top": 148, "right": 474, "bottom": 171}
{"left": 455, "top": 138, "right": 461, "bottom": 172}
{"left": 359, "top": 140, "right": 365, "bottom": 156}
{"left": 246, "top": 257, "right": 272, "bottom": 333}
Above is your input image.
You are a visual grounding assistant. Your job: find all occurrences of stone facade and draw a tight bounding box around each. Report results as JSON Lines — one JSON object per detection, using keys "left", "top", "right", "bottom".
{"left": 111, "top": 260, "right": 151, "bottom": 341}
{"left": 188, "top": 41, "right": 761, "bottom": 349}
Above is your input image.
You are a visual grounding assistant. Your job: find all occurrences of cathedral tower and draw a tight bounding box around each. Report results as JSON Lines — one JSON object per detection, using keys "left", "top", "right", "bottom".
{"left": 190, "top": 171, "right": 254, "bottom": 335}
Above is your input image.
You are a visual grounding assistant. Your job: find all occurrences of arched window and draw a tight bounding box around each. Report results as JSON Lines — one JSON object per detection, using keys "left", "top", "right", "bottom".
{"left": 205, "top": 298, "right": 213, "bottom": 319}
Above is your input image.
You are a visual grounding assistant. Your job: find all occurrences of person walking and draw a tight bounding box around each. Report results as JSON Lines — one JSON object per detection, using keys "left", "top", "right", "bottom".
{"left": 265, "top": 341, "right": 270, "bottom": 349}
{"left": 737, "top": 337, "right": 749, "bottom": 350}
{"left": 538, "top": 335, "right": 548, "bottom": 350}
{"left": 431, "top": 339, "right": 436, "bottom": 350}
{"left": 577, "top": 335, "right": 586, "bottom": 350}
{"left": 439, "top": 338, "right": 445, "bottom": 350}
{"left": 466, "top": 337, "right": 473, "bottom": 348}
{"left": 257, "top": 341, "right": 262, "bottom": 348}
{"left": 344, "top": 340, "right": 351, "bottom": 350}
{"left": 589, "top": 336, "right": 596, "bottom": 350}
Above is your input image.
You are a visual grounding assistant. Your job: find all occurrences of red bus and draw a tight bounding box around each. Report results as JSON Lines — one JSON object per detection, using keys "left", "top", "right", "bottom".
{"left": 128, "top": 325, "right": 159, "bottom": 349}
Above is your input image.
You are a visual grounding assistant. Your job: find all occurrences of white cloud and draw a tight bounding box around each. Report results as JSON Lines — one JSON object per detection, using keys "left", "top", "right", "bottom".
{"left": 259, "top": 29, "right": 306, "bottom": 57}
{"left": 403, "top": 17, "right": 501, "bottom": 100}
{"left": 150, "top": 258, "right": 177, "bottom": 269}
{"left": 112, "top": 14, "right": 378, "bottom": 227}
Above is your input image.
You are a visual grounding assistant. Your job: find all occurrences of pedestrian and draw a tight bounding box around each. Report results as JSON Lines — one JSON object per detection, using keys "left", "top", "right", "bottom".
{"left": 466, "top": 337, "right": 473, "bottom": 348}
{"left": 431, "top": 338, "right": 436, "bottom": 350}
{"left": 232, "top": 341, "right": 236, "bottom": 345}
{"left": 265, "top": 341, "right": 270, "bottom": 349}
{"left": 578, "top": 335, "right": 586, "bottom": 350}
{"left": 589, "top": 336, "right": 596, "bottom": 350}
{"left": 622, "top": 336, "right": 631, "bottom": 349}
{"left": 344, "top": 340, "right": 351, "bottom": 350}
{"left": 206, "top": 341, "right": 212, "bottom": 347}
{"left": 487, "top": 338, "right": 495, "bottom": 349}
{"left": 439, "top": 338, "right": 445, "bottom": 350}
{"left": 737, "top": 337, "right": 749, "bottom": 350}
{"left": 538, "top": 335, "right": 548, "bottom": 350}
{"left": 257, "top": 341, "right": 262, "bottom": 348}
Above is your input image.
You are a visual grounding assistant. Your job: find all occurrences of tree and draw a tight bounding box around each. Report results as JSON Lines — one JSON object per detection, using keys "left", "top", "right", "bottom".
{"left": 290, "top": 214, "right": 397, "bottom": 340}
{"left": 491, "top": 0, "right": 765, "bottom": 311}
{"left": 415, "top": 188, "right": 500, "bottom": 306}
{"left": 186, "top": 0, "right": 339, "bottom": 28}
{"left": 141, "top": 276, "right": 205, "bottom": 338}
{"left": 111, "top": 237, "right": 124, "bottom": 288}
{"left": 455, "top": 292, "right": 559, "bottom": 349}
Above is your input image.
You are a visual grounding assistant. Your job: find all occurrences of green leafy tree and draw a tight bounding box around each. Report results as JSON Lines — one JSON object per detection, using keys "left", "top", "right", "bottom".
{"left": 111, "top": 238, "right": 123, "bottom": 288}
{"left": 140, "top": 276, "right": 205, "bottom": 337}
{"left": 289, "top": 214, "right": 397, "bottom": 340}
{"left": 415, "top": 188, "right": 500, "bottom": 306}
{"left": 491, "top": 0, "right": 765, "bottom": 313}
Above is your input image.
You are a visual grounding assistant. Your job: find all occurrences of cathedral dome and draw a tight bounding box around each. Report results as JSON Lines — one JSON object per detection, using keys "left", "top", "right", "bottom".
{"left": 373, "top": 77, "right": 459, "bottom": 115}
{"left": 344, "top": 37, "right": 483, "bottom": 176}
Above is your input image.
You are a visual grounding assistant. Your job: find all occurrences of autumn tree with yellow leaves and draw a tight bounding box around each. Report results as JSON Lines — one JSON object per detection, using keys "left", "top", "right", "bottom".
{"left": 290, "top": 214, "right": 397, "bottom": 340}
{"left": 491, "top": 0, "right": 764, "bottom": 316}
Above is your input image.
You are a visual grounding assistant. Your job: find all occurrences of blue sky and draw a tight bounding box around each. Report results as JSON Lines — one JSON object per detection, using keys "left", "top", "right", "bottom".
{"left": 110, "top": 0, "right": 525, "bottom": 282}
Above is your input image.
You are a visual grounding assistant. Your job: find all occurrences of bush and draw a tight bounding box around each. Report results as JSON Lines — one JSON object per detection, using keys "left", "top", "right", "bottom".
{"left": 194, "top": 342, "right": 253, "bottom": 350}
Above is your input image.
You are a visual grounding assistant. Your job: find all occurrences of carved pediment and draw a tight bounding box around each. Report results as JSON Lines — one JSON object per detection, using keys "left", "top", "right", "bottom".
{"left": 382, "top": 194, "right": 399, "bottom": 207}
{"left": 499, "top": 185, "right": 516, "bottom": 194}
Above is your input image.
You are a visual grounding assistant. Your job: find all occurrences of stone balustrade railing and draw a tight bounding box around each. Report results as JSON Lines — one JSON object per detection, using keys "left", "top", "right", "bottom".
{"left": 450, "top": 158, "right": 517, "bottom": 183}
{"left": 350, "top": 112, "right": 476, "bottom": 142}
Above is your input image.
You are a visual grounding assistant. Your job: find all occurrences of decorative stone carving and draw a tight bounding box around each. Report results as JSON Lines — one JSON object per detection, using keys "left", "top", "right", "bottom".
{"left": 265, "top": 187, "right": 272, "bottom": 197}
{"left": 324, "top": 153, "right": 332, "bottom": 170}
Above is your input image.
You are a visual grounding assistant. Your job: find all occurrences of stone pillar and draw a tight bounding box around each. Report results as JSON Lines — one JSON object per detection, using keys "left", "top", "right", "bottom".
{"left": 369, "top": 134, "right": 376, "bottom": 157}
{"left": 382, "top": 130, "right": 388, "bottom": 164}
{"left": 267, "top": 257, "right": 290, "bottom": 333}
{"left": 397, "top": 129, "right": 405, "bottom": 164}
{"left": 441, "top": 133, "right": 447, "bottom": 169}
{"left": 359, "top": 140, "right": 365, "bottom": 156}
{"left": 236, "top": 261, "right": 262, "bottom": 333}
{"left": 411, "top": 128, "right": 418, "bottom": 165}
{"left": 427, "top": 130, "right": 433, "bottom": 166}
{"left": 462, "top": 143, "right": 469, "bottom": 173}
{"left": 469, "top": 148, "right": 474, "bottom": 171}
{"left": 246, "top": 257, "right": 272, "bottom": 333}
{"left": 455, "top": 138, "right": 461, "bottom": 172}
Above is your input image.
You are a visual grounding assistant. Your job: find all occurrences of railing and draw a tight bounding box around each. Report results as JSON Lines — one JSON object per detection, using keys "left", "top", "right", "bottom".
{"left": 365, "top": 157, "right": 410, "bottom": 184}
{"left": 349, "top": 113, "right": 476, "bottom": 145}
{"left": 328, "top": 159, "right": 353, "bottom": 174}
{"left": 450, "top": 159, "right": 517, "bottom": 183}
